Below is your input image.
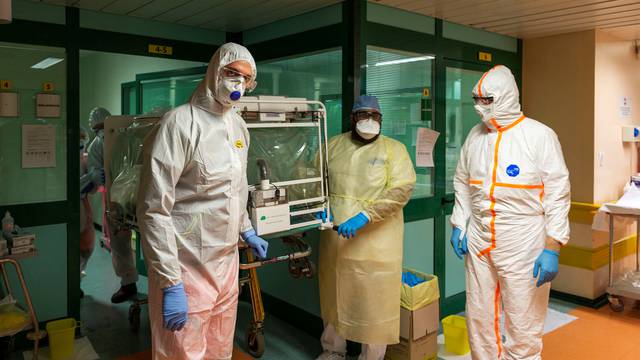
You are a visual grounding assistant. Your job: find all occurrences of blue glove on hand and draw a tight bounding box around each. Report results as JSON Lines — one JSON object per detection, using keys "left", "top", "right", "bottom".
{"left": 314, "top": 209, "right": 334, "bottom": 223}
{"left": 450, "top": 227, "right": 468, "bottom": 260}
{"left": 242, "top": 229, "right": 269, "bottom": 259}
{"left": 162, "top": 283, "right": 188, "bottom": 331}
{"left": 337, "top": 212, "right": 369, "bottom": 239}
{"left": 533, "top": 249, "right": 559, "bottom": 288}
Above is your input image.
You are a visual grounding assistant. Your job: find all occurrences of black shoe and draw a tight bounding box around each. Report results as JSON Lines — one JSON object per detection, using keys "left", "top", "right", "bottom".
{"left": 111, "top": 283, "right": 137, "bottom": 304}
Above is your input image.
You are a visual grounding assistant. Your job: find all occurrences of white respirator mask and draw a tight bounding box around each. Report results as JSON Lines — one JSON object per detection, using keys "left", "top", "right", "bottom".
{"left": 474, "top": 103, "right": 496, "bottom": 127}
{"left": 216, "top": 76, "right": 246, "bottom": 106}
{"left": 356, "top": 118, "right": 381, "bottom": 140}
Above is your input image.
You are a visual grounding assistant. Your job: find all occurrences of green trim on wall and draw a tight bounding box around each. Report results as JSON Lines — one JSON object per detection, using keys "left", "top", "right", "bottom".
{"left": 79, "top": 9, "right": 225, "bottom": 45}
{"left": 550, "top": 290, "right": 608, "bottom": 309}
{"left": 244, "top": 4, "right": 342, "bottom": 46}
{"left": 13, "top": 0, "right": 66, "bottom": 25}
{"left": 443, "top": 20, "right": 518, "bottom": 53}
{"left": 367, "top": 3, "right": 435, "bottom": 35}
{"left": 0, "top": 19, "right": 67, "bottom": 47}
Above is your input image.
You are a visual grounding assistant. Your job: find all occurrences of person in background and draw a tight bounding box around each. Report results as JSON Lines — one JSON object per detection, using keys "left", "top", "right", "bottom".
{"left": 86, "top": 107, "right": 139, "bottom": 303}
{"left": 137, "top": 43, "right": 269, "bottom": 359}
{"left": 316, "top": 95, "right": 416, "bottom": 360}
{"left": 79, "top": 126, "right": 95, "bottom": 298}
{"left": 450, "top": 65, "right": 570, "bottom": 360}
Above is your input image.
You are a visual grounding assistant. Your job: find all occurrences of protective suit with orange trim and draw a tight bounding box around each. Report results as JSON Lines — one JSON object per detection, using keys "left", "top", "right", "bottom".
{"left": 450, "top": 65, "right": 570, "bottom": 360}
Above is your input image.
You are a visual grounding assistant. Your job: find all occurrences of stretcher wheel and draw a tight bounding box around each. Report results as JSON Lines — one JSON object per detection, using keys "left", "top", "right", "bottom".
{"left": 288, "top": 261, "right": 302, "bottom": 279}
{"left": 302, "top": 261, "right": 316, "bottom": 279}
{"left": 129, "top": 304, "right": 141, "bottom": 332}
{"left": 246, "top": 328, "right": 265, "bottom": 358}
{"left": 608, "top": 296, "right": 624, "bottom": 313}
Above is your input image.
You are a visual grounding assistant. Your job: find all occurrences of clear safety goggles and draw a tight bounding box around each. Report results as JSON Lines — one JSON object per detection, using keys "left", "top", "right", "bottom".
{"left": 353, "top": 111, "right": 382, "bottom": 122}
{"left": 221, "top": 66, "right": 257, "bottom": 92}
{"left": 472, "top": 96, "right": 494, "bottom": 105}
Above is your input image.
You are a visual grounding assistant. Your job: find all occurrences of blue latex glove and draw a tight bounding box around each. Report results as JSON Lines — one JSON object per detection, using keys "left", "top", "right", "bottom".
{"left": 337, "top": 212, "right": 369, "bottom": 239}
{"left": 162, "top": 283, "right": 188, "bottom": 331}
{"left": 242, "top": 229, "right": 269, "bottom": 259}
{"left": 402, "top": 272, "right": 424, "bottom": 287}
{"left": 533, "top": 249, "right": 559, "bottom": 288}
{"left": 314, "top": 209, "right": 334, "bottom": 223}
{"left": 450, "top": 227, "right": 468, "bottom": 260}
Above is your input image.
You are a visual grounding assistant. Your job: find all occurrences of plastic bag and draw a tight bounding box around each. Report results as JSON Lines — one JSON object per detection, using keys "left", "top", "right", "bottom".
{"left": 0, "top": 302, "right": 30, "bottom": 334}
{"left": 401, "top": 269, "right": 439, "bottom": 311}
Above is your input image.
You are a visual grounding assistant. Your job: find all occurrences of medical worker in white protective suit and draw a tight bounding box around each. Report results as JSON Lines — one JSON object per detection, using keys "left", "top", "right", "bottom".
{"left": 450, "top": 65, "right": 570, "bottom": 360}
{"left": 317, "top": 95, "right": 416, "bottom": 360}
{"left": 137, "top": 43, "right": 269, "bottom": 360}
{"left": 86, "top": 107, "right": 140, "bottom": 304}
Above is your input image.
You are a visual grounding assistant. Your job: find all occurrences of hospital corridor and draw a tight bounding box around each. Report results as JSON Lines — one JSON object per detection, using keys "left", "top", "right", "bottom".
{"left": 0, "top": 1, "right": 639, "bottom": 359}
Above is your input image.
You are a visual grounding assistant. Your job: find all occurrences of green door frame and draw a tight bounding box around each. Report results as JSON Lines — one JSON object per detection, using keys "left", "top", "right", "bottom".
{"left": 436, "top": 59, "right": 496, "bottom": 316}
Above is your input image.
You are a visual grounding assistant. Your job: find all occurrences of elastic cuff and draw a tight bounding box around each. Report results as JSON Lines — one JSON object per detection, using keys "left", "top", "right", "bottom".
{"left": 241, "top": 229, "right": 256, "bottom": 240}
{"left": 543, "top": 249, "right": 559, "bottom": 256}
{"left": 360, "top": 211, "right": 370, "bottom": 221}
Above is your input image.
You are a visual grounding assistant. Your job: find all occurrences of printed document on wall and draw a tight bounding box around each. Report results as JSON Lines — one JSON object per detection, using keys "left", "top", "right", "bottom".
{"left": 22, "top": 124, "right": 56, "bottom": 168}
{"left": 416, "top": 127, "right": 439, "bottom": 167}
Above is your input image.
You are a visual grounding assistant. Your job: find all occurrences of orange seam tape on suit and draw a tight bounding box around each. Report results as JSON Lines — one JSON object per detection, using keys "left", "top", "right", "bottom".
{"left": 494, "top": 280, "right": 503, "bottom": 357}
{"left": 469, "top": 180, "right": 483, "bottom": 185}
{"left": 478, "top": 115, "right": 526, "bottom": 258}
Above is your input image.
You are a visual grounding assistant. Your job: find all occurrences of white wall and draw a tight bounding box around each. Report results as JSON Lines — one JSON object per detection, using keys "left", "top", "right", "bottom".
{"left": 594, "top": 31, "right": 640, "bottom": 204}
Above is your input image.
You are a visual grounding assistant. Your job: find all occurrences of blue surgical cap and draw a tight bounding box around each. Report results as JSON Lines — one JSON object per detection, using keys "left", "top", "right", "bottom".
{"left": 352, "top": 95, "right": 381, "bottom": 114}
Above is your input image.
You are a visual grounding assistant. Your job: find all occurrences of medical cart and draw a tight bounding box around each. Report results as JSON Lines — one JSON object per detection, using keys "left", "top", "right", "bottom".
{"left": 0, "top": 253, "right": 46, "bottom": 359}
{"left": 605, "top": 211, "right": 640, "bottom": 312}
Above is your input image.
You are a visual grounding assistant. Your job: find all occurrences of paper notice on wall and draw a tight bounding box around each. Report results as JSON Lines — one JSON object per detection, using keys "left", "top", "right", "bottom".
{"left": 36, "top": 93, "right": 61, "bottom": 118}
{"left": 22, "top": 124, "right": 56, "bottom": 168}
{"left": 620, "top": 96, "right": 632, "bottom": 118}
{"left": 416, "top": 127, "right": 439, "bottom": 168}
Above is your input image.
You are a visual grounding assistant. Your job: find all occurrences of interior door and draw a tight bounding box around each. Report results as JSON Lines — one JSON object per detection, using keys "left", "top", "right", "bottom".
{"left": 437, "top": 61, "right": 489, "bottom": 316}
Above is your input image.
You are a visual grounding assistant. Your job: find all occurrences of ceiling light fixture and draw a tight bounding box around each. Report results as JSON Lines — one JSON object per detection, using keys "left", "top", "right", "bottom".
{"left": 31, "top": 57, "right": 64, "bottom": 69}
{"left": 374, "top": 55, "right": 435, "bottom": 67}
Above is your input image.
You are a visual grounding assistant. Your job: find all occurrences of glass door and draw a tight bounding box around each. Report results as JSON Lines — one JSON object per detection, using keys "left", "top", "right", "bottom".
{"left": 438, "top": 61, "right": 489, "bottom": 315}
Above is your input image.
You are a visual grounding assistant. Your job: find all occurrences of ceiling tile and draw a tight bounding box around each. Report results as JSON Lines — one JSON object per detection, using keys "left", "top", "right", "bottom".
{"left": 128, "top": 0, "right": 192, "bottom": 18}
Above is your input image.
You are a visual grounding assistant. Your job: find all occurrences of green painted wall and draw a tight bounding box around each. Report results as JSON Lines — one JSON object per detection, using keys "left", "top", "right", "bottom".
{"left": 443, "top": 20, "right": 518, "bottom": 53}
{"left": 13, "top": 0, "right": 65, "bottom": 24}
{"left": 0, "top": 43, "right": 67, "bottom": 206}
{"left": 6, "top": 224, "right": 68, "bottom": 322}
{"left": 367, "top": 3, "right": 435, "bottom": 35}
{"left": 244, "top": 4, "right": 342, "bottom": 45}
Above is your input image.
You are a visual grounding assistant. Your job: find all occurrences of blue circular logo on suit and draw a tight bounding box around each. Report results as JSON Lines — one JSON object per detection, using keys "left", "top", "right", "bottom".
{"left": 506, "top": 164, "right": 520, "bottom": 177}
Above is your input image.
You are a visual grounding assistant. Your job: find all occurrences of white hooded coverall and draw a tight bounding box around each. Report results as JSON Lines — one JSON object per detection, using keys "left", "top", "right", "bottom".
{"left": 87, "top": 110, "right": 139, "bottom": 287}
{"left": 137, "top": 43, "right": 256, "bottom": 360}
{"left": 451, "top": 66, "right": 570, "bottom": 360}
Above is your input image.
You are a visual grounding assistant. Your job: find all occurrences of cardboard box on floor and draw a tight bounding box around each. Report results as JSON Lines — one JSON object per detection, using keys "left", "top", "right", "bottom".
{"left": 385, "top": 271, "right": 439, "bottom": 360}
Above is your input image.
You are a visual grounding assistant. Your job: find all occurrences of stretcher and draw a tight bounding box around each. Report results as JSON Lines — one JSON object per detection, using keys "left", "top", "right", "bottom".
{"left": 103, "top": 98, "right": 333, "bottom": 357}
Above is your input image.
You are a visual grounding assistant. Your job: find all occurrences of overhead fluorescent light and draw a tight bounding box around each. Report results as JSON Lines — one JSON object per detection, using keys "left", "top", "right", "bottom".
{"left": 374, "top": 55, "right": 435, "bottom": 67}
{"left": 31, "top": 57, "right": 64, "bottom": 69}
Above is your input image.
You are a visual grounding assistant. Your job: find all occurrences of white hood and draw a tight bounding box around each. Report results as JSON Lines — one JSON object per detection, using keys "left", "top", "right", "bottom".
{"left": 472, "top": 65, "right": 522, "bottom": 130}
{"left": 190, "top": 42, "right": 256, "bottom": 115}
